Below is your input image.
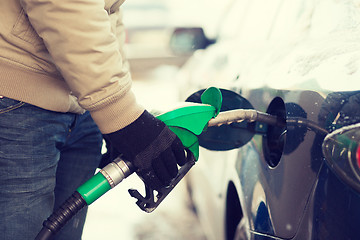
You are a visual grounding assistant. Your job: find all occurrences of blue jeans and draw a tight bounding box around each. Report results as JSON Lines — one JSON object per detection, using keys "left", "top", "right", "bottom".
{"left": 0, "top": 97, "right": 103, "bottom": 240}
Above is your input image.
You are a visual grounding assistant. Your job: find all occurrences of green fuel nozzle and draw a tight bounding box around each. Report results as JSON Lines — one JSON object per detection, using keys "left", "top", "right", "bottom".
{"left": 35, "top": 87, "right": 222, "bottom": 240}
{"left": 156, "top": 86, "right": 222, "bottom": 160}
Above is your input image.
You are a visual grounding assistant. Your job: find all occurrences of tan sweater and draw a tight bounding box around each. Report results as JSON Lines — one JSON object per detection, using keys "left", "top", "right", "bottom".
{"left": 0, "top": 0, "right": 144, "bottom": 134}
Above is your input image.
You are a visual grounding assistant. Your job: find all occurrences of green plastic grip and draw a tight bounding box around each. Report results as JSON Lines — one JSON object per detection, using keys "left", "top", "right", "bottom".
{"left": 156, "top": 87, "right": 222, "bottom": 160}
{"left": 157, "top": 104, "right": 215, "bottom": 160}
{"left": 76, "top": 172, "right": 111, "bottom": 205}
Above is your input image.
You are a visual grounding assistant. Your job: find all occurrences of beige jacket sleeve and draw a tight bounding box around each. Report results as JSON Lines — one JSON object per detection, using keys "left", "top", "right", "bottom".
{"left": 19, "top": 0, "right": 144, "bottom": 134}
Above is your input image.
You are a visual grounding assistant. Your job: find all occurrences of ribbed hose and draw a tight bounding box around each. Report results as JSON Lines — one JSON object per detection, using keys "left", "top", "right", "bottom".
{"left": 34, "top": 191, "right": 86, "bottom": 240}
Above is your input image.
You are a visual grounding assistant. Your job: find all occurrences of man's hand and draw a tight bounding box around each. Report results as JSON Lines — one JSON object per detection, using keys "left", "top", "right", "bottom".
{"left": 104, "top": 110, "right": 187, "bottom": 190}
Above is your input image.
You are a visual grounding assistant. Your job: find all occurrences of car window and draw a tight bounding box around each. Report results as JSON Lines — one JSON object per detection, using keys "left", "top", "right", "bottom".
{"left": 309, "top": 0, "right": 360, "bottom": 38}
{"left": 236, "top": 0, "right": 283, "bottom": 41}
{"left": 269, "top": 0, "right": 314, "bottom": 41}
{"left": 217, "top": 0, "right": 251, "bottom": 40}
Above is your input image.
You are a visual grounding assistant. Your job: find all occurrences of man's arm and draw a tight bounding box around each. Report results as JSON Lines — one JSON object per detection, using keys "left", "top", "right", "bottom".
{"left": 20, "top": 0, "right": 144, "bottom": 133}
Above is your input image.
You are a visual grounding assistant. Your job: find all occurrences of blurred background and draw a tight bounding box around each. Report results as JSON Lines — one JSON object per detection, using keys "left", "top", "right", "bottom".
{"left": 82, "top": 0, "right": 233, "bottom": 239}
{"left": 121, "top": 0, "right": 232, "bottom": 80}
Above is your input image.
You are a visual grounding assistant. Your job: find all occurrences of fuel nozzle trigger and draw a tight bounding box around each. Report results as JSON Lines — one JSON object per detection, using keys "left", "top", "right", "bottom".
{"left": 128, "top": 87, "right": 222, "bottom": 212}
{"left": 128, "top": 150, "right": 196, "bottom": 213}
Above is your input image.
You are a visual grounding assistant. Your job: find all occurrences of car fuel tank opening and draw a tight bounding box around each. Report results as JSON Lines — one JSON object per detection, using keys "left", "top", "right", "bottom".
{"left": 262, "top": 97, "right": 287, "bottom": 168}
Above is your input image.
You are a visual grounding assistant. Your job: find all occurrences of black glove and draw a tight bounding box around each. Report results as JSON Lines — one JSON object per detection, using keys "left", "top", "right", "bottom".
{"left": 104, "top": 110, "right": 187, "bottom": 190}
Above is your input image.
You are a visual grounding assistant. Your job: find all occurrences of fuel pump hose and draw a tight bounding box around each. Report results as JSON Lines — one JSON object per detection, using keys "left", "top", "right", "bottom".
{"left": 34, "top": 158, "right": 133, "bottom": 240}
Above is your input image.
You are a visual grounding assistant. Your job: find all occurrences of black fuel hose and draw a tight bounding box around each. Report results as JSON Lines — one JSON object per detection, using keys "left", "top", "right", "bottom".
{"left": 34, "top": 191, "right": 86, "bottom": 240}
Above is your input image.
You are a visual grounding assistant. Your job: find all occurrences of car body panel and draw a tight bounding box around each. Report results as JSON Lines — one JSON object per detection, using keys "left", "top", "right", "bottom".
{"left": 237, "top": 88, "right": 327, "bottom": 238}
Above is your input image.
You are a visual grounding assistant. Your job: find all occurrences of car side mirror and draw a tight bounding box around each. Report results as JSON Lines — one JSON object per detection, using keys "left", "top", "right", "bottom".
{"left": 169, "top": 27, "right": 215, "bottom": 55}
{"left": 186, "top": 88, "right": 255, "bottom": 151}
